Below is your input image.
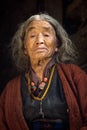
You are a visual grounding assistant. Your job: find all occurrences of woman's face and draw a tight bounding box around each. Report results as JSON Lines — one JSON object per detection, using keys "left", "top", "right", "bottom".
{"left": 25, "top": 20, "right": 58, "bottom": 62}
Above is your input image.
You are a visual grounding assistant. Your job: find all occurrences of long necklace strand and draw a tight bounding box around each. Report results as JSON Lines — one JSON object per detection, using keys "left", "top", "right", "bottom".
{"left": 27, "top": 65, "right": 55, "bottom": 101}
{"left": 27, "top": 65, "right": 55, "bottom": 118}
{"left": 39, "top": 100, "right": 44, "bottom": 118}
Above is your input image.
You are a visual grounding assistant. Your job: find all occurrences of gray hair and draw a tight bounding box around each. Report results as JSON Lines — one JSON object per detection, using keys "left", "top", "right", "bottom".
{"left": 10, "top": 13, "right": 78, "bottom": 72}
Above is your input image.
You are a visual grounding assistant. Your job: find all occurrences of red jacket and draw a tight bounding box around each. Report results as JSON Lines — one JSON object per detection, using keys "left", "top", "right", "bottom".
{"left": 0, "top": 63, "right": 87, "bottom": 130}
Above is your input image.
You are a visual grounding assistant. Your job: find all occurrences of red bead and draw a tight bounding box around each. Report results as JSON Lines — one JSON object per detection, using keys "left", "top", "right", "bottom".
{"left": 33, "top": 88, "right": 37, "bottom": 92}
{"left": 44, "top": 77, "right": 48, "bottom": 82}
{"left": 31, "top": 86, "right": 37, "bottom": 91}
{"left": 31, "top": 82, "right": 35, "bottom": 86}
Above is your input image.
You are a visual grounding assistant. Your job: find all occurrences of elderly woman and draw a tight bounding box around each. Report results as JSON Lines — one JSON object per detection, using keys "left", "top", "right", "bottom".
{"left": 0, "top": 13, "right": 87, "bottom": 130}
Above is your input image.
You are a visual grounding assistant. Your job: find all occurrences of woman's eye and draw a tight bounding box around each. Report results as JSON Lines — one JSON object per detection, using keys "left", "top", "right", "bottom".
{"left": 44, "top": 34, "right": 50, "bottom": 37}
{"left": 30, "top": 34, "right": 36, "bottom": 38}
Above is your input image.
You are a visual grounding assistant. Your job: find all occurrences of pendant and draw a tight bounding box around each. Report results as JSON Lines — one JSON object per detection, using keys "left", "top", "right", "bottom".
{"left": 39, "top": 100, "right": 44, "bottom": 118}
{"left": 39, "top": 81, "right": 46, "bottom": 90}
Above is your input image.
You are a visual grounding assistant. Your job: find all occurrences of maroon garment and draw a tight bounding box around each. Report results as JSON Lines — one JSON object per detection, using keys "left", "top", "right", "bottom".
{"left": 0, "top": 63, "right": 87, "bottom": 130}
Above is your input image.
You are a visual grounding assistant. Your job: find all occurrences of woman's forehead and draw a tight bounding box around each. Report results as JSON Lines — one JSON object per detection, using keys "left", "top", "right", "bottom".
{"left": 27, "top": 20, "right": 55, "bottom": 32}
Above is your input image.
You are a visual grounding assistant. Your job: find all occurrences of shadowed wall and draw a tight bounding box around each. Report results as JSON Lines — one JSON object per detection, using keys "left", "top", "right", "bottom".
{"left": 0, "top": 0, "right": 87, "bottom": 94}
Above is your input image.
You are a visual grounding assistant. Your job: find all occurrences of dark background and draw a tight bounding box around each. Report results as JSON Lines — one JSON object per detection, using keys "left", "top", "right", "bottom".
{"left": 0, "top": 0, "right": 87, "bottom": 94}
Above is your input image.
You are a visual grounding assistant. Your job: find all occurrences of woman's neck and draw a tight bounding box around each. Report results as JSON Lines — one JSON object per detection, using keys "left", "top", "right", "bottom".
{"left": 30, "top": 58, "right": 52, "bottom": 81}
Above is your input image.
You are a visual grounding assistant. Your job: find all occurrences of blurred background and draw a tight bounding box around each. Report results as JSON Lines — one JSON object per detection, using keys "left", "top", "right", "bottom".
{"left": 0, "top": 0, "right": 87, "bottom": 94}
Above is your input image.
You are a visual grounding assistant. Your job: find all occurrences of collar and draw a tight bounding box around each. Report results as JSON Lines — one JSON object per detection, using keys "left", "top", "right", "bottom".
{"left": 29, "top": 59, "right": 56, "bottom": 85}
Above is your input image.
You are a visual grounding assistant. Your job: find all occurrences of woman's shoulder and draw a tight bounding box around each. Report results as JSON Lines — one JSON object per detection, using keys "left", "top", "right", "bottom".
{"left": 57, "top": 63, "right": 84, "bottom": 71}
{"left": 7, "top": 75, "right": 21, "bottom": 85}
{"left": 0, "top": 75, "right": 21, "bottom": 97}
{"left": 56, "top": 63, "right": 87, "bottom": 84}
{"left": 56, "top": 63, "right": 87, "bottom": 76}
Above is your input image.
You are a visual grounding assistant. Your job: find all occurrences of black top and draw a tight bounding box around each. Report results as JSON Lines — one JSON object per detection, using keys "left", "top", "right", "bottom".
{"left": 21, "top": 67, "right": 69, "bottom": 129}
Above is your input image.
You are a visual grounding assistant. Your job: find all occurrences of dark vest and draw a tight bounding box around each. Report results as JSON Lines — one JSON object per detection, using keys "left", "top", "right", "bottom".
{"left": 21, "top": 68, "right": 69, "bottom": 129}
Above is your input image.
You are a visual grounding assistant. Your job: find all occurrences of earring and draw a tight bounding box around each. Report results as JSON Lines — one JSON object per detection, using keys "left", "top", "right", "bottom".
{"left": 55, "top": 48, "right": 58, "bottom": 52}
{"left": 24, "top": 48, "right": 27, "bottom": 55}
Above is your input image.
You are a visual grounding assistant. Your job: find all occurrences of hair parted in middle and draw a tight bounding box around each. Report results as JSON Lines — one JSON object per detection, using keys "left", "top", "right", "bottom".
{"left": 10, "top": 13, "right": 78, "bottom": 72}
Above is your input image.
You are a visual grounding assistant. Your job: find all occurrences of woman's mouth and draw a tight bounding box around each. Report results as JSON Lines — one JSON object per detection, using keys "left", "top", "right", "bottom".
{"left": 33, "top": 47, "right": 48, "bottom": 52}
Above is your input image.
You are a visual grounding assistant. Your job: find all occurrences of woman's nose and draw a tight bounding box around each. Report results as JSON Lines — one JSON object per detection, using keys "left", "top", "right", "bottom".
{"left": 36, "top": 34, "right": 44, "bottom": 44}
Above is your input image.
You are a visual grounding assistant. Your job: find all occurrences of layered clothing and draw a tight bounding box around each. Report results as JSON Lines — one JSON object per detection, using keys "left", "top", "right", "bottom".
{"left": 0, "top": 63, "right": 87, "bottom": 130}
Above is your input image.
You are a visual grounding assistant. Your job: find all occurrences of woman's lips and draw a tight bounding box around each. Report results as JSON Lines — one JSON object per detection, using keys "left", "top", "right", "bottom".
{"left": 33, "top": 47, "right": 48, "bottom": 52}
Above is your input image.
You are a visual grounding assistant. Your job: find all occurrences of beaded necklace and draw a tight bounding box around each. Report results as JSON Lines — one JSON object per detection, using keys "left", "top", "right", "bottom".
{"left": 27, "top": 65, "right": 55, "bottom": 118}
{"left": 27, "top": 65, "right": 55, "bottom": 101}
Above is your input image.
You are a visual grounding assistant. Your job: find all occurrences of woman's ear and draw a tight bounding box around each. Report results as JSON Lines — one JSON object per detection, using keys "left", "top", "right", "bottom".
{"left": 55, "top": 47, "right": 58, "bottom": 52}
{"left": 23, "top": 45, "right": 27, "bottom": 55}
